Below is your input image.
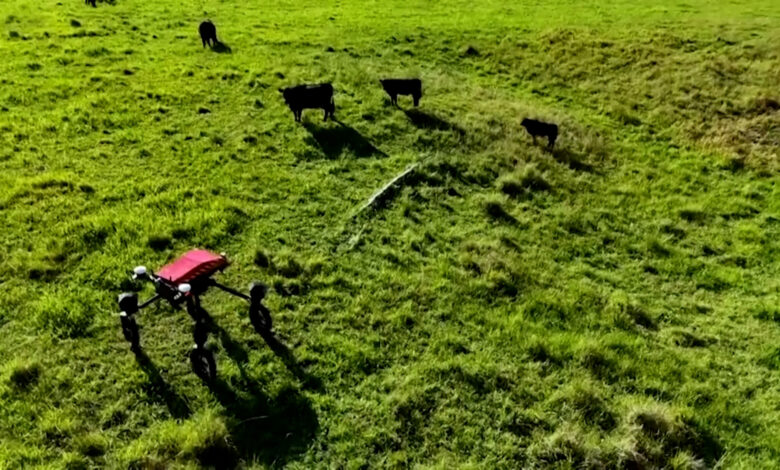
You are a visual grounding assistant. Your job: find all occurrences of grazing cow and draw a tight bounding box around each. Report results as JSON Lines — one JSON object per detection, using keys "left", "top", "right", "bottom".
{"left": 199, "top": 20, "right": 218, "bottom": 48}
{"left": 86, "top": 0, "right": 96, "bottom": 6}
{"left": 521, "top": 118, "right": 558, "bottom": 150}
{"left": 380, "top": 78, "right": 422, "bottom": 107}
{"left": 279, "top": 84, "right": 335, "bottom": 122}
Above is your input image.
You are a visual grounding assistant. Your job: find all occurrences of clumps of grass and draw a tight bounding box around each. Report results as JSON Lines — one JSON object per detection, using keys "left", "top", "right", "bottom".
{"left": 179, "top": 417, "right": 236, "bottom": 466}
{"left": 497, "top": 180, "right": 525, "bottom": 198}
{"left": 678, "top": 206, "right": 707, "bottom": 223}
{"left": 486, "top": 270, "right": 520, "bottom": 298}
{"left": 122, "top": 411, "right": 236, "bottom": 468}
{"left": 8, "top": 362, "right": 42, "bottom": 390}
{"left": 434, "top": 362, "right": 514, "bottom": 396}
{"left": 62, "top": 452, "right": 89, "bottom": 470}
{"left": 27, "top": 262, "right": 61, "bottom": 281}
{"left": 607, "top": 292, "right": 657, "bottom": 331}
{"left": 74, "top": 432, "right": 107, "bottom": 457}
{"left": 669, "top": 452, "right": 707, "bottom": 470}
{"left": 100, "top": 405, "right": 127, "bottom": 430}
{"left": 459, "top": 239, "right": 528, "bottom": 299}
{"left": 499, "top": 165, "right": 551, "bottom": 199}
{"left": 694, "top": 266, "right": 737, "bottom": 292}
{"left": 255, "top": 250, "right": 325, "bottom": 296}
{"left": 84, "top": 47, "right": 110, "bottom": 58}
{"left": 40, "top": 409, "right": 79, "bottom": 447}
{"left": 616, "top": 402, "right": 721, "bottom": 467}
{"left": 752, "top": 300, "right": 780, "bottom": 323}
{"left": 273, "top": 279, "right": 304, "bottom": 297}
{"left": 273, "top": 253, "right": 304, "bottom": 278}
{"left": 753, "top": 97, "right": 779, "bottom": 114}
{"left": 646, "top": 237, "right": 671, "bottom": 257}
{"left": 611, "top": 104, "right": 643, "bottom": 126}
{"left": 579, "top": 346, "right": 620, "bottom": 381}
{"left": 147, "top": 234, "right": 172, "bottom": 251}
{"left": 253, "top": 249, "right": 270, "bottom": 268}
{"left": 501, "top": 408, "right": 548, "bottom": 438}
{"left": 79, "top": 223, "right": 110, "bottom": 250}
{"left": 461, "top": 45, "right": 480, "bottom": 57}
{"left": 550, "top": 380, "right": 617, "bottom": 430}
{"left": 530, "top": 424, "right": 604, "bottom": 467}
{"left": 525, "top": 335, "right": 572, "bottom": 367}
{"left": 389, "top": 378, "right": 441, "bottom": 442}
{"left": 562, "top": 213, "right": 595, "bottom": 235}
{"left": 522, "top": 295, "right": 573, "bottom": 327}
{"left": 671, "top": 329, "right": 713, "bottom": 348}
{"left": 460, "top": 160, "right": 497, "bottom": 186}
{"left": 759, "top": 347, "right": 780, "bottom": 370}
{"left": 32, "top": 177, "right": 74, "bottom": 191}
{"left": 660, "top": 221, "right": 686, "bottom": 239}
{"left": 484, "top": 198, "right": 515, "bottom": 223}
{"left": 722, "top": 155, "right": 746, "bottom": 172}
{"left": 33, "top": 290, "right": 95, "bottom": 338}
{"left": 526, "top": 339, "right": 555, "bottom": 364}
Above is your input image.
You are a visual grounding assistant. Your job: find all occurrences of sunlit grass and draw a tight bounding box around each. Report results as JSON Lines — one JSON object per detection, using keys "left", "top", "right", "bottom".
{"left": 0, "top": 0, "right": 778, "bottom": 468}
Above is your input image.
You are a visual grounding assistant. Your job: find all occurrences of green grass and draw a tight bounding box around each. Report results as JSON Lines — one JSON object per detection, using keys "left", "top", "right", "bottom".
{"left": 1, "top": 0, "right": 779, "bottom": 467}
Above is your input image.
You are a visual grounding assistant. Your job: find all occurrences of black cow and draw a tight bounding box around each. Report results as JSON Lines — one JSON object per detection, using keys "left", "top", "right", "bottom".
{"left": 86, "top": 0, "right": 96, "bottom": 7}
{"left": 199, "top": 20, "right": 218, "bottom": 48}
{"left": 521, "top": 118, "right": 558, "bottom": 150}
{"left": 279, "top": 84, "right": 335, "bottom": 122}
{"left": 380, "top": 78, "right": 422, "bottom": 107}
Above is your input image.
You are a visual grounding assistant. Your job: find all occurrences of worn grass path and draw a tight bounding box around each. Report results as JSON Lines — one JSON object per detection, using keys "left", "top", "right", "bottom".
{"left": 0, "top": 0, "right": 779, "bottom": 468}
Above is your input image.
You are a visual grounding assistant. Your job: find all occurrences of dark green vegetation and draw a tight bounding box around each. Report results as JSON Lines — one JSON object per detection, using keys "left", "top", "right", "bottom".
{"left": 1, "top": 0, "right": 779, "bottom": 467}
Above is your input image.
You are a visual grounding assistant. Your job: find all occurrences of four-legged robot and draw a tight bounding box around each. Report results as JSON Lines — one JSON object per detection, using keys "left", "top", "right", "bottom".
{"left": 117, "top": 250, "right": 271, "bottom": 381}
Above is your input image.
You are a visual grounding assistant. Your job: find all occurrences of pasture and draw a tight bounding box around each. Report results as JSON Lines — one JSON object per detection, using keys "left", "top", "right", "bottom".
{"left": 0, "top": 0, "right": 779, "bottom": 467}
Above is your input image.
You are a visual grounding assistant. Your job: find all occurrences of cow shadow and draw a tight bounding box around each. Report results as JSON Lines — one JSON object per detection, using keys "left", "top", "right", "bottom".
{"left": 133, "top": 349, "right": 192, "bottom": 420}
{"left": 303, "top": 121, "right": 387, "bottom": 159}
{"left": 552, "top": 147, "right": 595, "bottom": 173}
{"left": 404, "top": 109, "right": 465, "bottom": 135}
{"left": 212, "top": 41, "right": 232, "bottom": 54}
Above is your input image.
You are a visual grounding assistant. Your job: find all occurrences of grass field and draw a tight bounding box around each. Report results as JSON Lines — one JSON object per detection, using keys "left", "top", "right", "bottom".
{"left": 1, "top": 0, "right": 779, "bottom": 468}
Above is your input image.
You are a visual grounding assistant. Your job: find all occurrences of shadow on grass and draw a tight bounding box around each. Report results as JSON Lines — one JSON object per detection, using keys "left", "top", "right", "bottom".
{"left": 552, "top": 147, "right": 595, "bottom": 173}
{"left": 485, "top": 200, "right": 518, "bottom": 225}
{"left": 403, "top": 109, "right": 465, "bottom": 135}
{"left": 203, "top": 322, "right": 319, "bottom": 467}
{"left": 211, "top": 321, "right": 250, "bottom": 367}
{"left": 198, "top": 319, "right": 321, "bottom": 467}
{"left": 133, "top": 349, "right": 192, "bottom": 420}
{"left": 304, "top": 121, "right": 386, "bottom": 158}
{"left": 212, "top": 41, "right": 232, "bottom": 54}
{"left": 133, "top": 312, "right": 319, "bottom": 467}
{"left": 257, "top": 328, "right": 323, "bottom": 391}
{"left": 691, "top": 423, "right": 724, "bottom": 467}
{"left": 204, "top": 377, "right": 318, "bottom": 468}
{"left": 211, "top": 317, "right": 323, "bottom": 392}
